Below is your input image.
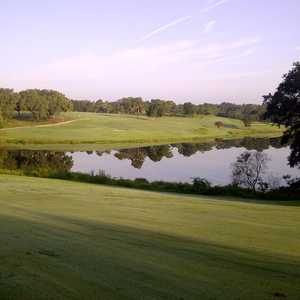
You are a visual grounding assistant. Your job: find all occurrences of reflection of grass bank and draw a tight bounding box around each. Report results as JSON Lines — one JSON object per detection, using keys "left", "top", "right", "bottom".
{"left": 0, "top": 175, "right": 299, "bottom": 299}
{"left": 0, "top": 112, "right": 283, "bottom": 150}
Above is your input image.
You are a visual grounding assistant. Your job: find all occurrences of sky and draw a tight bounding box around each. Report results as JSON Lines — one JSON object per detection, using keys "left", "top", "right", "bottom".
{"left": 0, "top": 0, "right": 300, "bottom": 103}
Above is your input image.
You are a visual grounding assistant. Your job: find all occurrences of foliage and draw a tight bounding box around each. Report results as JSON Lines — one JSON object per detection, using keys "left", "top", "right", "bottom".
{"left": 18, "top": 89, "right": 72, "bottom": 120}
{"left": 214, "top": 121, "right": 224, "bottom": 128}
{"left": 0, "top": 88, "right": 18, "bottom": 120}
{"left": 217, "top": 102, "right": 265, "bottom": 123}
{"left": 146, "top": 99, "right": 176, "bottom": 117}
{"left": 192, "top": 177, "right": 211, "bottom": 192}
{"left": 0, "top": 87, "right": 72, "bottom": 121}
{"left": 0, "top": 162, "right": 296, "bottom": 200}
{"left": 0, "top": 85, "right": 267, "bottom": 124}
{"left": 71, "top": 98, "right": 266, "bottom": 122}
{"left": 41, "top": 170, "right": 299, "bottom": 200}
{"left": 264, "top": 62, "right": 300, "bottom": 168}
{"left": 183, "top": 102, "right": 196, "bottom": 116}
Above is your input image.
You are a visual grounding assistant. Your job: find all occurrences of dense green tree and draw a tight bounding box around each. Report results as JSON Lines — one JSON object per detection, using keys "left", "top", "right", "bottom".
{"left": 70, "top": 97, "right": 265, "bottom": 122}
{"left": 0, "top": 88, "right": 17, "bottom": 119}
{"left": 217, "top": 102, "right": 242, "bottom": 119}
{"left": 15, "top": 93, "right": 26, "bottom": 118}
{"left": 117, "top": 97, "right": 145, "bottom": 115}
{"left": 264, "top": 62, "right": 300, "bottom": 168}
{"left": 0, "top": 86, "right": 267, "bottom": 123}
{"left": 146, "top": 99, "right": 175, "bottom": 117}
{"left": 19, "top": 89, "right": 48, "bottom": 120}
{"left": 183, "top": 102, "right": 196, "bottom": 116}
{"left": 197, "top": 103, "right": 219, "bottom": 115}
{"left": 71, "top": 99, "right": 96, "bottom": 112}
{"left": 94, "top": 100, "right": 111, "bottom": 113}
{"left": 19, "top": 89, "right": 72, "bottom": 120}
{"left": 42, "top": 90, "right": 72, "bottom": 116}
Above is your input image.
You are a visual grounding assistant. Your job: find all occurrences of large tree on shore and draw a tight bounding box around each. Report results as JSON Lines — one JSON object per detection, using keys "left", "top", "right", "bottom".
{"left": 264, "top": 62, "right": 300, "bottom": 168}
{"left": 232, "top": 151, "right": 269, "bottom": 191}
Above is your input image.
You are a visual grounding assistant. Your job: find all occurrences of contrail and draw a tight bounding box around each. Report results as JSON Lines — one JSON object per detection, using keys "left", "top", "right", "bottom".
{"left": 203, "top": 20, "right": 217, "bottom": 33}
{"left": 140, "top": 16, "right": 192, "bottom": 42}
{"left": 199, "top": 0, "right": 230, "bottom": 13}
{"left": 139, "top": 0, "right": 230, "bottom": 42}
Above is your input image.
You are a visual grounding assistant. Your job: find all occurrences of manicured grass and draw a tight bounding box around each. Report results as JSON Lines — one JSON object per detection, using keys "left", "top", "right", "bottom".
{"left": 0, "top": 175, "right": 299, "bottom": 299}
{"left": 0, "top": 112, "right": 283, "bottom": 150}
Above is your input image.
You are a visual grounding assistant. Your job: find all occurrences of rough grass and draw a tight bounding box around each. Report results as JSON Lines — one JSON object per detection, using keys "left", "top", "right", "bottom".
{"left": 0, "top": 112, "right": 283, "bottom": 150}
{"left": 0, "top": 175, "right": 299, "bottom": 300}
{"left": 3, "top": 114, "right": 71, "bottom": 129}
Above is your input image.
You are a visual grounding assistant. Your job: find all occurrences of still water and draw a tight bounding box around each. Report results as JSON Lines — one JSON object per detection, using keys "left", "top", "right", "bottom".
{"left": 1, "top": 137, "right": 299, "bottom": 185}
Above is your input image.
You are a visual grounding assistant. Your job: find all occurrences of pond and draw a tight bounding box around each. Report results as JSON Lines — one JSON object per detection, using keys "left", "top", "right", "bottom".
{"left": 1, "top": 137, "right": 299, "bottom": 186}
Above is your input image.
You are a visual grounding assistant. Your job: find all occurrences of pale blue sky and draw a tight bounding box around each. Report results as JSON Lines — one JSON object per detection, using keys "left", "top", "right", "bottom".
{"left": 1, "top": 0, "right": 299, "bottom": 103}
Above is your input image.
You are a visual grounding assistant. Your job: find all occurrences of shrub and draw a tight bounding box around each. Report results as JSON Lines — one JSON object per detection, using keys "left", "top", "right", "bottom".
{"left": 214, "top": 121, "right": 224, "bottom": 128}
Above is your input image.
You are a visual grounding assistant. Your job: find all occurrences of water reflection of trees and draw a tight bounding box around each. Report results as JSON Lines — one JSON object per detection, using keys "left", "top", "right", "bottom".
{"left": 172, "top": 142, "right": 213, "bottom": 157}
{"left": 0, "top": 137, "right": 283, "bottom": 172}
{"left": 112, "top": 137, "right": 282, "bottom": 168}
{"left": 0, "top": 150, "right": 73, "bottom": 174}
{"left": 114, "top": 145, "right": 173, "bottom": 169}
{"left": 215, "top": 137, "right": 282, "bottom": 152}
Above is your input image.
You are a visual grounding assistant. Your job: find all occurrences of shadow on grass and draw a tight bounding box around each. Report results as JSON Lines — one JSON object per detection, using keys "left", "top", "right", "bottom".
{"left": 0, "top": 212, "right": 299, "bottom": 300}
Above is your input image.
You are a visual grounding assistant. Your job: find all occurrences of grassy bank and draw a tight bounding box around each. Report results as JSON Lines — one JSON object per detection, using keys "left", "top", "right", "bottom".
{"left": 0, "top": 112, "right": 283, "bottom": 150}
{"left": 0, "top": 175, "right": 299, "bottom": 299}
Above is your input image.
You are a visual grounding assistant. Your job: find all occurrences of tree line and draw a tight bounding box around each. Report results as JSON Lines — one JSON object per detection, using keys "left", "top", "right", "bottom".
{"left": 0, "top": 89, "right": 265, "bottom": 127}
{"left": 71, "top": 98, "right": 265, "bottom": 125}
{"left": 0, "top": 89, "right": 73, "bottom": 124}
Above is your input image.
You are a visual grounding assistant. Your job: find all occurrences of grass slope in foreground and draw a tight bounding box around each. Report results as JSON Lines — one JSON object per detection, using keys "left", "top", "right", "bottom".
{"left": 0, "top": 112, "right": 283, "bottom": 149}
{"left": 1, "top": 175, "right": 299, "bottom": 300}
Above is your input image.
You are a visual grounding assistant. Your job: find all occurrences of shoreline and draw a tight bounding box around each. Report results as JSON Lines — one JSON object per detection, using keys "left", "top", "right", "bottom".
{"left": 0, "top": 132, "right": 283, "bottom": 151}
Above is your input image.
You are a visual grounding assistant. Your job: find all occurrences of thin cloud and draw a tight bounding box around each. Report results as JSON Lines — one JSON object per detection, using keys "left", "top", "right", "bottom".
{"left": 139, "top": 16, "right": 192, "bottom": 42}
{"left": 199, "top": 0, "right": 230, "bottom": 14}
{"left": 296, "top": 46, "right": 300, "bottom": 51}
{"left": 21, "top": 36, "right": 261, "bottom": 101}
{"left": 139, "top": 0, "right": 229, "bottom": 42}
{"left": 203, "top": 20, "right": 216, "bottom": 33}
